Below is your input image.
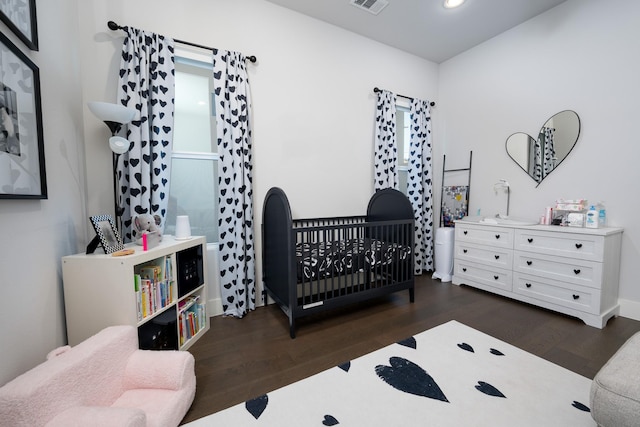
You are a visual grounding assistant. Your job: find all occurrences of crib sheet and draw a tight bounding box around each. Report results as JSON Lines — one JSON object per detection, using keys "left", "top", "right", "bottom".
{"left": 295, "top": 238, "right": 411, "bottom": 281}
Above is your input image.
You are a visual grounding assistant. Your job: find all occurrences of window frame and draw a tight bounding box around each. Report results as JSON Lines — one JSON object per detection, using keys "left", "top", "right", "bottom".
{"left": 167, "top": 49, "right": 219, "bottom": 244}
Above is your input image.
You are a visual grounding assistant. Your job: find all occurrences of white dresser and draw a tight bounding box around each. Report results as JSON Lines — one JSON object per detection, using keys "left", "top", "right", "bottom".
{"left": 452, "top": 219, "right": 623, "bottom": 328}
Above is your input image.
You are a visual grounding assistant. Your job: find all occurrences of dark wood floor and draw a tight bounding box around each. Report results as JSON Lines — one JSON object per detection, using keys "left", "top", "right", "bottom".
{"left": 181, "top": 276, "right": 640, "bottom": 424}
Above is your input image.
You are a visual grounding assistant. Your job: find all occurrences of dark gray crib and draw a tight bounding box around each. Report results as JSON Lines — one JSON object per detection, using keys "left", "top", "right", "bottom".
{"left": 262, "top": 187, "right": 415, "bottom": 338}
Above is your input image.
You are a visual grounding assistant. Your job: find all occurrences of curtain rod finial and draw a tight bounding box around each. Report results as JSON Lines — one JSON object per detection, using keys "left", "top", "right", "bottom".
{"left": 108, "top": 21, "right": 121, "bottom": 31}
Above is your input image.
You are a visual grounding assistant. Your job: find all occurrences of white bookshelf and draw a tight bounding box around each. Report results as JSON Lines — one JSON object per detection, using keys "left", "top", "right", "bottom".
{"left": 62, "top": 235, "right": 210, "bottom": 350}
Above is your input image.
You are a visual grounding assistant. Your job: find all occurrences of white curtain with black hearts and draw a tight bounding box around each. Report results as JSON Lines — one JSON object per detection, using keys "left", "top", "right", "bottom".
{"left": 374, "top": 90, "right": 398, "bottom": 190}
{"left": 212, "top": 48, "right": 256, "bottom": 318}
{"left": 542, "top": 127, "right": 556, "bottom": 178}
{"left": 117, "top": 27, "right": 175, "bottom": 242}
{"left": 533, "top": 127, "right": 555, "bottom": 183}
{"left": 408, "top": 99, "right": 434, "bottom": 274}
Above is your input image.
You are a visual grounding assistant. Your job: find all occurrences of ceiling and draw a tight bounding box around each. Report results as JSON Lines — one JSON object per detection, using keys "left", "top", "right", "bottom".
{"left": 264, "top": 0, "right": 567, "bottom": 63}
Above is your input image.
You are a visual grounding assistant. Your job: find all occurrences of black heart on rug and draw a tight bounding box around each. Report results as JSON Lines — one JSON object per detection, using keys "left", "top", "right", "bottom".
{"left": 490, "top": 348, "right": 505, "bottom": 356}
{"left": 375, "top": 356, "right": 449, "bottom": 402}
{"left": 398, "top": 337, "right": 417, "bottom": 349}
{"left": 475, "top": 381, "right": 506, "bottom": 398}
{"left": 245, "top": 394, "right": 268, "bottom": 419}
{"left": 572, "top": 401, "right": 590, "bottom": 412}
{"left": 458, "top": 342, "right": 474, "bottom": 353}
{"left": 338, "top": 361, "right": 351, "bottom": 372}
{"left": 322, "top": 414, "right": 339, "bottom": 425}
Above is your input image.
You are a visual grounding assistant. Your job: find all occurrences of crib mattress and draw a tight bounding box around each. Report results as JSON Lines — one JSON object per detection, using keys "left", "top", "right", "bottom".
{"left": 296, "top": 238, "right": 411, "bottom": 281}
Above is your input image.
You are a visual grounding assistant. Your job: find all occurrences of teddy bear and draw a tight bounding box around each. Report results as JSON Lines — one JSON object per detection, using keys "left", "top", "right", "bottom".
{"left": 133, "top": 213, "right": 163, "bottom": 245}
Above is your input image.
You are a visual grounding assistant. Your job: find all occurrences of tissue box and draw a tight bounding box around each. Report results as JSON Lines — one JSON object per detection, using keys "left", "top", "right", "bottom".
{"left": 567, "top": 212, "right": 585, "bottom": 227}
{"left": 556, "top": 199, "right": 587, "bottom": 211}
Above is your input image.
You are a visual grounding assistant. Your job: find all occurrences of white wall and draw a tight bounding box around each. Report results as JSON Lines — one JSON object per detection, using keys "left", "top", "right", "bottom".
{"left": 437, "top": 0, "right": 640, "bottom": 318}
{"left": 0, "top": 0, "right": 87, "bottom": 385}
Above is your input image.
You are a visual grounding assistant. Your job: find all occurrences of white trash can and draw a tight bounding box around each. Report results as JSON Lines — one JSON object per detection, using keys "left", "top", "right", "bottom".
{"left": 432, "top": 227, "right": 455, "bottom": 282}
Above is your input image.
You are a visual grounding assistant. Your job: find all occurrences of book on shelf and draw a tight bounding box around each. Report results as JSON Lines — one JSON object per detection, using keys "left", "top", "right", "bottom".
{"left": 134, "top": 274, "right": 142, "bottom": 321}
{"left": 141, "top": 279, "right": 151, "bottom": 318}
{"left": 178, "top": 301, "right": 207, "bottom": 346}
{"left": 178, "top": 294, "right": 200, "bottom": 312}
{"left": 139, "top": 265, "right": 163, "bottom": 283}
{"left": 136, "top": 267, "right": 177, "bottom": 321}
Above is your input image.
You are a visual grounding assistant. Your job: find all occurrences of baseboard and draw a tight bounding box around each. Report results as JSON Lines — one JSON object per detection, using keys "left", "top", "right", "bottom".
{"left": 208, "top": 293, "right": 640, "bottom": 323}
{"left": 207, "top": 298, "right": 224, "bottom": 317}
{"left": 618, "top": 298, "right": 640, "bottom": 322}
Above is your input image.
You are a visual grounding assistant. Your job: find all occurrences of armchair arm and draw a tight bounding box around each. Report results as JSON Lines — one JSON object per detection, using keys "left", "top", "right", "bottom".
{"left": 46, "top": 406, "right": 145, "bottom": 427}
{"left": 123, "top": 350, "right": 195, "bottom": 391}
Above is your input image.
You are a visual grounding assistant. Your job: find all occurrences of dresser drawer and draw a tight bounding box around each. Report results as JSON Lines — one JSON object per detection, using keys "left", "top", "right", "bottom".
{"left": 513, "top": 251, "right": 602, "bottom": 289}
{"left": 515, "top": 229, "right": 604, "bottom": 261}
{"left": 454, "top": 259, "right": 512, "bottom": 292}
{"left": 513, "top": 273, "right": 600, "bottom": 315}
{"left": 455, "top": 224, "right": 514, "bottom": 249}
{"left": 455, "top": 241, "right": 512, "bottom": 269}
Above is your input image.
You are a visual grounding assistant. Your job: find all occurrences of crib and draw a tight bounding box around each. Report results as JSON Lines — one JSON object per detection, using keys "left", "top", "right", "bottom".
{"left": 262, "top": 187, "right": 415, "bottom": 338}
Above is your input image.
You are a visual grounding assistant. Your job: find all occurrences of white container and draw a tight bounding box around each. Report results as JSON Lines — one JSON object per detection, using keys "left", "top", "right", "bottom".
{"left": 586, "top": 206, "right": 599, "bottom": 228}
{"left": 174, "top": 215, "right": 192, "bottom": 239}
{"left": 432, "top": 227, "right": 455, "bottom": 282}
{"left": 597, "top": 202, "right": 606, "bottom": 227}
{"left": 544, "top": 207, "right": 553, "bottom": 225}
{"left": 567, "top": 212, "right": 585, "bottom": 227}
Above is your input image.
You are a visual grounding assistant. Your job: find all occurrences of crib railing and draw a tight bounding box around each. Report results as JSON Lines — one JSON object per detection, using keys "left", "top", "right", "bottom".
{"left": 292, "top": 216, "right": 414, "bottom": 307}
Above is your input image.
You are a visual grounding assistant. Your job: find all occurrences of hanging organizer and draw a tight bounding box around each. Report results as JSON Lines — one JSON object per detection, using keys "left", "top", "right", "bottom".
{"left": 440, "top": 151, "right": 472, "bottom": 227}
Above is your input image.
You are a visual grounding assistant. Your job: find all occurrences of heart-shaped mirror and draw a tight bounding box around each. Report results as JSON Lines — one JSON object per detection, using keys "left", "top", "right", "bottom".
{"left": 505, "top": 110, "right": 580, "bottom": 187}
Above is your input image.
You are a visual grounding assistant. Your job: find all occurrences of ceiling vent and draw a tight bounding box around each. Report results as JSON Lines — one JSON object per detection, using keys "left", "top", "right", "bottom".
{"left": 350, "top": 0, "right": 389, "bottom": 15}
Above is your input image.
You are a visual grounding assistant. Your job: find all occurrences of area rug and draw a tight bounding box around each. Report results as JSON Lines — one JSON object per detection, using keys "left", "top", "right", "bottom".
{"left": 185, "top": 320, "right": 595, "bottom": 426}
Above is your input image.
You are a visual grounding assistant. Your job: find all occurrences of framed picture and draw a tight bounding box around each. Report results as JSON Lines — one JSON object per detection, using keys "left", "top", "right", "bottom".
{"left": 0, "top": 30, "right": 45, "bottom": 199}
{"left": 0, "top": 0, "right": 37, "bottom": 50}
{"left": 89, "top": 215, "right": 125, "bottom": 254}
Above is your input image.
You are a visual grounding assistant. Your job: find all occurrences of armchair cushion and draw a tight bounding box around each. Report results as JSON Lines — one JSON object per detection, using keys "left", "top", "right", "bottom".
{"left": 124, "top": 349, "right": 195, "bottom": 391}
{"left": 590, "top": 332, "right": 640, "bottom": 427}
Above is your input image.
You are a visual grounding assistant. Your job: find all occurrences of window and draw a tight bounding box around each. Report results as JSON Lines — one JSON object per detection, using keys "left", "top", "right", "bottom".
{"left": 396, "top": 105, "right": 411, "bottom": 194}
{"left": 165, "top": 54, "right": 218, "bottom": 243}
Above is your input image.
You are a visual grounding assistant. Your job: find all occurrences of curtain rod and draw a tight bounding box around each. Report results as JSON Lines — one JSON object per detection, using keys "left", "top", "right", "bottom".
{"left": 107, "top": 21, "right": 257, "bottom": 63}
{"left": 373, "top": 87, "right": 435, "bottom": 107}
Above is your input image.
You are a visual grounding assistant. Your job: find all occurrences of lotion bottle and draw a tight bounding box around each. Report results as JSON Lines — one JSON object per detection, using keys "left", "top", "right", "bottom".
{"left": 596, "top": 202, "right": 606, "bottom": 227}
{"left": 586, "top": 205, "right": 599, "bottom": 228}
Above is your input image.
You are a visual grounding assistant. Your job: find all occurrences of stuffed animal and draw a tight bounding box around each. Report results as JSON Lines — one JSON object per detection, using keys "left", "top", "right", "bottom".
{"left": 133, "top": 214, "right": 163, "bottom": 245}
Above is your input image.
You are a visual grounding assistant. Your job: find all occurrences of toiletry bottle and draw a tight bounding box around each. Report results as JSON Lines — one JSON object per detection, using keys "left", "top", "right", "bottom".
{"left": 544, "top": 207, "right": 553, "bottom": 225}
{"left": 596, "top": 202, "right": 606, "bottom": 227}
{"left": 586, "top": 205, "right": 599, "bottom": 228}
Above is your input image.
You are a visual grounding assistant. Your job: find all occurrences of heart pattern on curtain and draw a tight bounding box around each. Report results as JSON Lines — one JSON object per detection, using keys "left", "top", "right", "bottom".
{"left": 535, "top": 127, "right": 555, "bottom": 183}
{"left": 117, "top": 27, "right": 175, "bottom": 242}
{"left": 408, "top": 99, "right": 434, "bottom": 274}
{"left": 374, "top": 90, "right": 398, "bottom": 190}
{"left": 373, "top": 89, "right": 434, "bottom": 274}
{"left": 212, "top": 48, "right": 256, "bottom": 318}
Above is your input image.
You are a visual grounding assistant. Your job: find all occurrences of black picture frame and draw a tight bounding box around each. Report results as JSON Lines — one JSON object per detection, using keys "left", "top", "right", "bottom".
{"left": 0, "top": 30, "right": 45, "bottom": 199}
{"left": 0, "top": 0, "right": 37, "bottom": 51}
{"left": 89, "top": 215, "right": 125, "bottom": 254}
